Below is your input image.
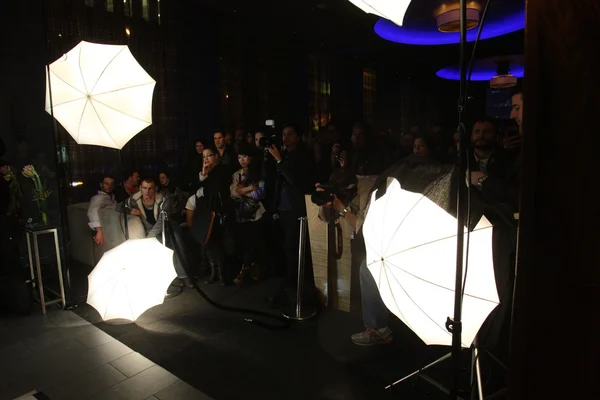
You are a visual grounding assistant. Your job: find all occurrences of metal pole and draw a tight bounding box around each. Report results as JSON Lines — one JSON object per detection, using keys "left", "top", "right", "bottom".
{"left": 295, "top": 217, "right": 306, "bottom": 317}
{"left": 41, "top": 0, "right": 74, "bottom": 308}
{"left": 450, "top": 0, "right": 468, "bottom": 398}
{"left": 282, "top": 216, "right": 316, "bottom": 321}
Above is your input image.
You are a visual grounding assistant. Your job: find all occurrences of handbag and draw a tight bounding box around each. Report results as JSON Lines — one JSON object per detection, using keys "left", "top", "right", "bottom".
{"left": 234, "top": 172, "right": 262, "bottom": 219}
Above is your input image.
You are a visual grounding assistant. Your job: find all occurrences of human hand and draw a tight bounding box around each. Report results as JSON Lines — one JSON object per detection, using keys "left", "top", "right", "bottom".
{"left": 332, "top": 195, "right": 344, "bottom": 212}
{"left": 94, "top": 229, "right": 104, "bottom": 245}
{"left": 267, "top": 145, "right": 282, "bottom": 162}
{"left": 470, "top": 171, "right": 487, "bottom": 186}
{"left": 130, "top": 208, "right": 142, "bottom": 216}
{"left": 503, "top": 134, "right": 522, "bottom": 149}
{"left": 338, "top": 151, "right": 347, "bottom": 168}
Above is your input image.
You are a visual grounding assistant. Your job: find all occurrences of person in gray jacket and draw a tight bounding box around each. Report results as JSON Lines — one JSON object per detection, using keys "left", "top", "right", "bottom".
{"left": 127, "top": 177, "right": 193, "bottom": 288}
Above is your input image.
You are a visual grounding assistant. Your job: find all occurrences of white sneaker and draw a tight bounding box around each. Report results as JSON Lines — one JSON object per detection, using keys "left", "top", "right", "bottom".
{"left": 351, "top": 327, "right": 393, "bottom": 346}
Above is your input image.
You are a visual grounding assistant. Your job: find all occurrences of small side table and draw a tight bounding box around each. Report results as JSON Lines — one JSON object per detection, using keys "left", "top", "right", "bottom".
{"left": 24, "top": 225, "right": 66, "bottom": 313}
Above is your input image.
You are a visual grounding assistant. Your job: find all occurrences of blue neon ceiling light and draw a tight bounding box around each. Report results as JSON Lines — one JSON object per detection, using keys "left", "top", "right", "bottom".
{"left": 436, "top": 63, "right": 524, "bottom": 81}
{"left": 374, "top": 10, "right": 525, "bottom": 46}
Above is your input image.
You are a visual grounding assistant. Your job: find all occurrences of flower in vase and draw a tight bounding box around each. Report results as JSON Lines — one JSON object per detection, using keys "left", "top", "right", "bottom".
{"left": 22, "top": 164, "right": 37, "bottom": 178}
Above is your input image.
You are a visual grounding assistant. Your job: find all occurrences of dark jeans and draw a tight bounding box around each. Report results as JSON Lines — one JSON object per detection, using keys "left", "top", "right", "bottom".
{"left": 359, "top": 260, "right": 389, "bottom": 329}
{"left": 234, "top": 220, "right": 261, "bottom": 266}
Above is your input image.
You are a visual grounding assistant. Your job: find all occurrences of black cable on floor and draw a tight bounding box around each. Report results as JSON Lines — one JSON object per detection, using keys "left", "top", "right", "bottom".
{"left": 164, "top": 219, "right": 291, "bottom": 331}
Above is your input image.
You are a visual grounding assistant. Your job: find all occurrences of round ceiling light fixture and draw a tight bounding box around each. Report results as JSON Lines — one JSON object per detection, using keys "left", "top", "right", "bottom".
{"left": 434, "top": 1, "right": 482, "bottom": 33}
{"left": 489, "top": 61, "right": 518, "bottom": 88}
{"left": 374, "top": 0, "right": 525, "bottom": 46}
{"left": 436, "top": 55, "right": 524, "bottom": 83}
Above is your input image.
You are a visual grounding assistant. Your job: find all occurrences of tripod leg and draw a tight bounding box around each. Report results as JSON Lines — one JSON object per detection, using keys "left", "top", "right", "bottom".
{"left": 471, "top": 343, "right": 484, "bottom": 400}
{"left": 385, "top": 352, "right": 452, "bottom": 390}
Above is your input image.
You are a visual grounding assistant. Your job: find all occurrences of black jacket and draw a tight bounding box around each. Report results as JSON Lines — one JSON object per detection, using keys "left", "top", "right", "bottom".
{"left": 272, "top": 145, "right": 311, "bottom": 217}
{"left": 198, "top": 163, "right": 234, "bottom": 215}
{"left": 469, "top": 148, "right": 519, "bottom": 229}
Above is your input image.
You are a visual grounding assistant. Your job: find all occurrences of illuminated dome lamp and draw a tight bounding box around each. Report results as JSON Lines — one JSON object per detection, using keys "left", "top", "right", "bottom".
{"left": 374, "top": 0, "right": 525, "bottom": 46}
{"left": 489, "top": 61, "right": 518, "bottom": 89}
{"left": 434, "top": 1, "right": 482, "bottom": 33}
{"left": 436, "top": 55, "right": 524, "bottom": 83}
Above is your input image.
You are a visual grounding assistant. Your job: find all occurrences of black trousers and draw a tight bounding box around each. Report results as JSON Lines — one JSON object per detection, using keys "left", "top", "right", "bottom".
{"left": 479, "top": 225, "right": 517, "bottom": 354}
{"left": 205, "top": 220, "right": 226, "bottom": 274}
{"left": 234, "top": 220, "right": 261, "bottom": 266}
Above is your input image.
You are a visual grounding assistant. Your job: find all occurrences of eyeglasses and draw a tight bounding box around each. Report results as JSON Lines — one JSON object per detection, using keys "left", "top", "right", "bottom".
{"left": 102, "top": 181, "right": 113, "bottom": 186}
{"left": 203, "top": 153, "right": 216, "bottom": 158}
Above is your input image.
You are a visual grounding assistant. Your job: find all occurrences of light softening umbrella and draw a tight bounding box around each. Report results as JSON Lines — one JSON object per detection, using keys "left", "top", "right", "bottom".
{"left": 87, "top": 238, "right": 176, "bottom": 321}
{"left": 347, "top": 0, "right": 412, "bottom": 27}
{"left": 45, "top": 40, "right": 156, "bottom": 149}
{"left": 363, "top": 175, "right": 499, "bottom": 347}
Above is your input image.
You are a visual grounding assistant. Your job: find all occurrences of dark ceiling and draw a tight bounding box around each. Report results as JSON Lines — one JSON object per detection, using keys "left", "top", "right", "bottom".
{"left": 185, "top": 0, "right": 524, "bottom": 77}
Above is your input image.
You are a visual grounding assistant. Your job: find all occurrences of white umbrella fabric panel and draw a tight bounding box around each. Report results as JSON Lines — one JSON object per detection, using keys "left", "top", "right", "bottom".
{"left": 347, "top": 0, "right": 413, "bottom": 26}
{"left": 363, "top": 177, "right": 499, "bottom": 347}
{"left": 87, "top": 238, "right": 176, "bottom": 321}
{"left": 45, "top": 40, "right": 156, "bottom": 149}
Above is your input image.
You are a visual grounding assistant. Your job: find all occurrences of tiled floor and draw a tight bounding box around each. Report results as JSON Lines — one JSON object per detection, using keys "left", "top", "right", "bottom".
{"left": 0, "top": 309, "right": 212, "bottom": 400}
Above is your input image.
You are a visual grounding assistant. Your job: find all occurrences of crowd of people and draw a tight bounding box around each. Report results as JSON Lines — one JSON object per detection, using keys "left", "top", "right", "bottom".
{"left": 82, "top": 85, "right": 522, "bottom": 351}
{"left": 1, "top": 87, "right": 523, "bottom": 350}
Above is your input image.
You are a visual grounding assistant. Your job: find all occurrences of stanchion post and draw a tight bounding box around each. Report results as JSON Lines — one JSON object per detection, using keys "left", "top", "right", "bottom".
{"left": 282, "top": 217, "right": 316, "bottom": 321}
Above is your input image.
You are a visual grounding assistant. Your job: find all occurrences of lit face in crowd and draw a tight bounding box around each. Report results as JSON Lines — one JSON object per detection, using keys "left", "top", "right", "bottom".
{"left": 254, "top": 132, "right": 264, "bottom": 148}
{"left": 282, "top": 126, "right": 299, "bottom": 149}
{"left": 213, "top": 132, "right": 225, "bottom": 149}
{"left": 195, "top": 141, "right": 205, "bottom": 154}
{"left": 131, "top": 171, "right": 140, "bottom": 186}
{"left": 158, "top": 173, "right": 169, "bottom": 186}
{"left": 238, "top": 154, "right": 252, "bottom": 169}
{"left": 413, "top": 138, "right": 430, "bottom": 157}
{"left": 510, "top": 93, "right": 523, "bottom": 135}
{"left": 202, "top": 148, "right": 219, "bottom": 169}
{"left": 471, "top": 121, "right": 496, "bottom": 150}
{"left": 101, "top": 177, "right": 114, "bottom": 193}
{"left": 140, "top": 180, "right": 156, "bottom": 202}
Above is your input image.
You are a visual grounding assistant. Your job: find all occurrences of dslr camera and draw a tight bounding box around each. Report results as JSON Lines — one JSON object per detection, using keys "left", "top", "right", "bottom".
{"left": 260, "top": 119, "right": 279, "bottom": 156}
{"left": 310, "top": 168, "right": 358, "bottom": 207}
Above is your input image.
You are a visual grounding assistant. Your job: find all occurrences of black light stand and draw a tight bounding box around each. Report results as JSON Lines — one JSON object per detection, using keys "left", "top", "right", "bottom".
{"left": 448, "top": 0, "right": 469, "bottom": 398}
{"left": 41, "top": 0, "right": 74, "bottom": 309}
{"left": 383, "top": 0, "right": 487, "bottom": 397}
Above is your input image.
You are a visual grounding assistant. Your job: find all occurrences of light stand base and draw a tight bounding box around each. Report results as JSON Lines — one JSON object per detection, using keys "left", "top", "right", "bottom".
{"left": 281, "top": 305, "right": 316, "bottom": 321}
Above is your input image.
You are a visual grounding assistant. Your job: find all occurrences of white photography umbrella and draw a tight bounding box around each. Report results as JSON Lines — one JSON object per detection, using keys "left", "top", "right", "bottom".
{"left": 45, "top": 40, "right": 156, "bottom": 149}
{"left": 87, "top": 238, "right": 176, "bottom": 321}
{"left": 363, "top": 177, "right": 499, "bottom": 347}
{"left": 347, "top": 0, "right": 413, "bottom": 27}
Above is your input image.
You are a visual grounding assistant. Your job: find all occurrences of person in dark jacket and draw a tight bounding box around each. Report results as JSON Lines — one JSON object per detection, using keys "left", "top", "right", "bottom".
{"left": 469, "top": 94, "right": 523, "bottom": 354}
{"left": 197, "top": 146, "right": 234, "bottom": 285}
{"left": 184, "top": 139, "right": 206, "bottom": 192}
{"left": 266, "top": 124, "right": 316, "bottom": 304}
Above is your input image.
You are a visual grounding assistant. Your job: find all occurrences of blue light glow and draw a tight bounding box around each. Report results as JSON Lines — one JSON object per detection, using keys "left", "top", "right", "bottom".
{"left": 436, "top": 64, "right": 524, "bottom": 81}
{"left": 374, "top": 10, "right": 525, "bottom": 46}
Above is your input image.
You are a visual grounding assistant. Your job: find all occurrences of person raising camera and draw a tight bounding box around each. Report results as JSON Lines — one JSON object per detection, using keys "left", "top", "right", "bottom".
{"left": 266, "top": 123, "right": 316, "bottom": 305}
{"left": 315, "top": 157, "right": 393, "bottom": 346}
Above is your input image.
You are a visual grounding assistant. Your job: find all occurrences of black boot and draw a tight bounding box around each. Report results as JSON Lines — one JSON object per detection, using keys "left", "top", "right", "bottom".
{"left": 233, "top": 265, "right": 250, "bottom": 287}
{"left": 219, "top": 264, "right": 227, "bottom": 286}
{"left": 204, "top": 261, "right": 218, "bottom": 284}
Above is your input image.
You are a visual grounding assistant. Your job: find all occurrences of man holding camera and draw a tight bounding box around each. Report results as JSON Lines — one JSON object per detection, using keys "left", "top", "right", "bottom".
{"left": 266, "top": 124, "right": 316, "bottom": 301}
{"left": 316, "top": 159, "right": 392, "bottom": 346}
